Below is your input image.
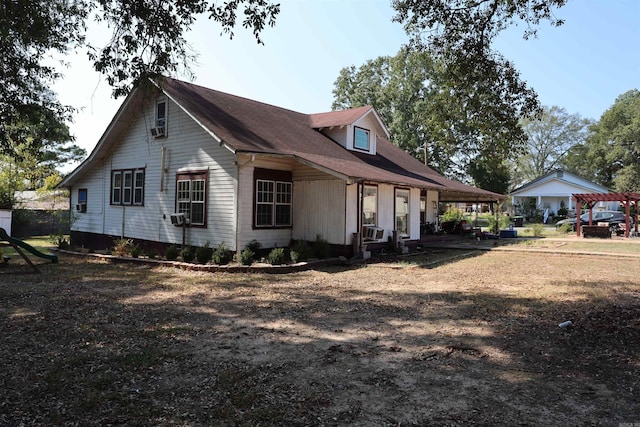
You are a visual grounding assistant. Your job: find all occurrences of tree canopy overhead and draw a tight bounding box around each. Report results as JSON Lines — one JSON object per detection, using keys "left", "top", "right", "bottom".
{"left": 391, "top": 0, "right": 569, "bottom": 125}
{"left": 0, "top": 0, "right": 280, "bottom": 155}
{"left": 564, "top": 89, "right": 640, "bottom": 192}
{"left": 332, "top": 46, "right": 529, "bottom": 187}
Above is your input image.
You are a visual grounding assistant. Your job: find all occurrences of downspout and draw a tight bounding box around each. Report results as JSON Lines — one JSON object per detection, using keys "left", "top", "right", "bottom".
{"left": 235, "top": 153, "right": 240, "bottom": 253}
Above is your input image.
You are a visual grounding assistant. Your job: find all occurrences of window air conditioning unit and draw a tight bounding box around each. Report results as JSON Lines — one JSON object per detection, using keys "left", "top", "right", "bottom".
{"left": 364, "top": 226, "right": 383, "bottom": 240}
{"left": 150, "top": 126, "right": 165, "bottom": 138}
{"left": 170, "top": 213, "right": 185, "bottom": 226}
{"left": 76, "top": 202, "right": 87, "bottom": 213}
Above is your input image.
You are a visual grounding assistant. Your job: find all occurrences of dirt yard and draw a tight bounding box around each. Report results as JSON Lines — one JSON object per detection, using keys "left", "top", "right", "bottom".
{"left": 1, "top": 250, "right": 639, "bottom": 426}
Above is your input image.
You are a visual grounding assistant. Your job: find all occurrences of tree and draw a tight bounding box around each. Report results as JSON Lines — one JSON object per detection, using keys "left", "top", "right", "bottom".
{"left": 512, "top": 106, "right": 593, "bottom": 186}
{"left": 332, "top": 47, "right": 523, "bottom": 184}
{"left": 564, "top": 90, "right": 640, "bottom": 191}
{"left": 468, "top": 156, "right": 511, "bottom": 194}
{"left": 391, "top": 0, "right": 568, "bottom": 131}
{"left": 1, "top": 0, "right": 280, "bottom": 153}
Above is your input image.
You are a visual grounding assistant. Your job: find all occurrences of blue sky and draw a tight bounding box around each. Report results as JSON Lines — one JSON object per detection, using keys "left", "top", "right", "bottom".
{"left": 55, "top": 0, "right": 639, "bottom": 166}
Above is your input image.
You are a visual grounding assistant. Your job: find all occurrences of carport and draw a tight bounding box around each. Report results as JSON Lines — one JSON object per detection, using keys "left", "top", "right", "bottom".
{"left": 572, "top": 192, "right": 640, "bottom": 238}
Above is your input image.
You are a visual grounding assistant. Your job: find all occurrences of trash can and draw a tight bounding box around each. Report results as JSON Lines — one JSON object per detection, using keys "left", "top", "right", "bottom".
{"left": 513, "top": 216, "right": 524, "bottom": 227}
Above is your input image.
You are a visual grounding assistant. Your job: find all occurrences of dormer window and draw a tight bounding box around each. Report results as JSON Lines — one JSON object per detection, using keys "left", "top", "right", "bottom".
{"left": 354, "top": 127, "right": 370, "bottom": 151}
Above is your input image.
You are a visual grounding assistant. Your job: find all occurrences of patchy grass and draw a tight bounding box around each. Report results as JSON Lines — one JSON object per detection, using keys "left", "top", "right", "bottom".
{"left": 1, "top": 251, "right": 639, "bottom": 425}
{"left": 503, "top": 237, "right": 640, "bottom": 254}
{"left": 1, "top": 235, "right": 55, "bottom": 258}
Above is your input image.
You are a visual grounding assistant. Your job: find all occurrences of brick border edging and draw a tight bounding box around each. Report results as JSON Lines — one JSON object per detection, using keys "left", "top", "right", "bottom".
{"left": 56, "top": 249, "right": 346, "bottom": 274}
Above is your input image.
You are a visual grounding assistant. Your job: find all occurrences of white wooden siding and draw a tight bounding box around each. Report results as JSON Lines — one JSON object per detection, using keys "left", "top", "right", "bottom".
{"left": 75, "top": 96, "right": 238, "bottom": 249}
{"left": 293, "top": 180, "right": 346, "bottom": 244}
{"left": 69, "top": 165, "right": 105, "bottom": 234}
{"left": 345, "top": 184, "right": 359, "bottom": 244}
{"left": 321, "top": 128, "right": 347, "bottom": 149}
{"left": 293, "top": 163, "right": 340, "bottom": 181}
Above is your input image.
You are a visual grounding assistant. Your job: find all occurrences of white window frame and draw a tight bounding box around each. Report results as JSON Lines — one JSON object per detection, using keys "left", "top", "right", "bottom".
{"left": 362, "top": 184, "right": 377, "bottom": 226}
{"left": 156, "top": 99, "right": 167, "bottom": 129}
{"left": 395, "top": 188, "right": 410, "bottom": 237}
{"left": 176, "top": 172, "right": 207, "bottom": 226}
{"left": 255, "top": 179, "right": 292, "bottom": 228}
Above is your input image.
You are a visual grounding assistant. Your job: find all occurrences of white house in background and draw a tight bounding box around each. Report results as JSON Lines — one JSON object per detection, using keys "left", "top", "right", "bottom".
{"left": 510, "top": 170, "right": 618, "bottom": 218}
{"left": 58, "top": 77, "right": 502, "bottom": 256}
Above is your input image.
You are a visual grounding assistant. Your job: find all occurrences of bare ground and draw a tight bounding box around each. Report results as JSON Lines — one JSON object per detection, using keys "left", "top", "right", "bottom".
{"left": 1, "top": 250, "right": 639, "bottom": 426}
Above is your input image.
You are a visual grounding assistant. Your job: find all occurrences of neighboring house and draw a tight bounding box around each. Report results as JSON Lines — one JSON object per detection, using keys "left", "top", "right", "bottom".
{"left": 510, "top": 170, "right": 618, "bottom": 219}
{"left": 59, "top": 77, "right": 502, "bottom": 256}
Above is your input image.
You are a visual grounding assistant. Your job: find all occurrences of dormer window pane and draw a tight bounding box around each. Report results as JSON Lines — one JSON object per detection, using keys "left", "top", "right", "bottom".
{"left": 354, "top": 127, "right": 370, "bottom": 150}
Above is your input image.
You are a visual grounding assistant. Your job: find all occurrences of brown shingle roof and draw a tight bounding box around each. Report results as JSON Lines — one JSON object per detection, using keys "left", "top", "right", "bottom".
{"left": 158, "top": 78, "right": 504, "bottom": 200}
{"left": 308, "top": 106, "right": 373, "bottom": 128}
{"left": 161, "top": 78, "right": 446, "bottom": 189}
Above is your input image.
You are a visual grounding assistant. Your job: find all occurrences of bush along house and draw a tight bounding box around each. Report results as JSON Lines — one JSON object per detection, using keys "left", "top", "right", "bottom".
{"left": 59, "top": 77, "right": 503, "bottom": 257}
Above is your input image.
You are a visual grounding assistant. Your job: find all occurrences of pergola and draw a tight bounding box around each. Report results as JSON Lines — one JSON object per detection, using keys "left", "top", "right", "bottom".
{"left": 572, "top": 192, "right": 640, "bottom": 238}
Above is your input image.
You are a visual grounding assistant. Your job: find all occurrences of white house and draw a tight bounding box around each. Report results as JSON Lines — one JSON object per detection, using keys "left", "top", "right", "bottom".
{"left": 59, "top": 77, "right": 502, "bottom": 256}
{"left": 510, "top": 170, "right": 618, "bottom": 219}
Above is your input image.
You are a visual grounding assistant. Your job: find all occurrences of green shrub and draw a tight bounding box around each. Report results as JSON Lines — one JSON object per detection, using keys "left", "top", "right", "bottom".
{"left": 529, "top": 223, "right": 545, "bottom": 237}
{"left": 145, "top": 247, "right": 159, "bottom": 259}
{"left": 49, "top": 232, "right": 69, "bottom": 250}
{"left": 290, "top": 240, "right": 312, "bottom": 263}
{"left": 486, "top": 214, "right": 513, "bottom": 233}
{"left": 236, "top": 248, "right": 255, "bottom": 266}
{"left": 442, "top": 207, "right": 464, "bottom": 222}
{"left": 165, "top": 244, "right": 179, "bottom": 261}
{"left": 212, "top": 242, "right": 232, "bottom": 265}
{"left": 312, "top": 235, "right": 331, "bottom": 259}
{"left": 267, "top": 247, "right": 287, "bottom": 265}
{"left": 195, "top": 241, "right": 213, "bottom": 264}
{"left": 558, "top": 222, "right": 573, "bottom": 234}
{"left": 180, "top": 245, "right": 195, "bottom": 262}
{"left": 130, "top": 244, "right": 143, "bottom": 258}
{"left": 112, "top": 238, "right": 134, "bottom": 257}
{"left": 245, "top": 239, "right": 262, "bottom": 254}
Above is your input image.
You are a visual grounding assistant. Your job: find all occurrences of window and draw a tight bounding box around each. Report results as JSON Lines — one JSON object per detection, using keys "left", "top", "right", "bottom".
{"left": 123, "top": 171, "right": 132, "bottom": 204}
{"left": 111, "top": 168, "right": 145, "bottom": 206}
{"left": 254, "top": 168, "right": 292, "bottom": 228}
{"left": 156, "top": 99, "right": 167, "bottom": 129}
{"left": 176, "top": 171, "right": 207, "bottom": 226}
{"left": 77, "top": 189, "right": 87, "bottom": 212}
{"left": 362, "top": 185, "right": 377, "bottom": 226}
{"left": 354, "top": 127, "right": 370, "bottom": 151}
{"left": 395, "top": 188, "right": 410, "bottom": 237}
{"left": 151, "top": 99, "right": 167, "bottom": 138}
{"left": 134, "top": 170, "right": 144, "bottom": 205}
{"left": 112, "top": 171, "right": 122, "bottom": 204}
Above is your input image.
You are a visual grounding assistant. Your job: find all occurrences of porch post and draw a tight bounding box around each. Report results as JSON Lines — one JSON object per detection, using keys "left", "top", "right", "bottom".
{"left": 574, "top": 196, "right": 581, "bottom": 237}
{"left": 625, "top": 199, "right": 631, "bottom": 238}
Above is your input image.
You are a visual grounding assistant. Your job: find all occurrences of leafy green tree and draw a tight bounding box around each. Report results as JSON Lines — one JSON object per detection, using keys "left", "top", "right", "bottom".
{"left": 468, "top": 156, "right": 511, "bottom": 194}
{"left": 512, "top": 106, "right": 593, "bottom": 186}
{"left": 332, "top": 47, "right": 528, "bottom": 180}
{"left": 391, "top": 0, "right": 567, "bottom": 121}
{"left": 1, "top": 0, "right": 280, "bottom": 153}
{"left": 564, "top": 90, "right": 640, "bottom": 191}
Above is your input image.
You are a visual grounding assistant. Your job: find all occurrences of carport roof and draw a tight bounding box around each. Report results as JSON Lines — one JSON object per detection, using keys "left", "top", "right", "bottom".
{"left": 573, "top": 192, "right": 640, "bottom": 204}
